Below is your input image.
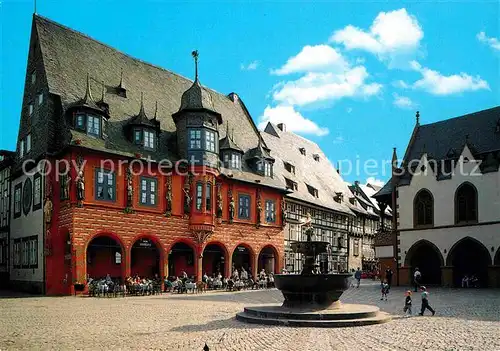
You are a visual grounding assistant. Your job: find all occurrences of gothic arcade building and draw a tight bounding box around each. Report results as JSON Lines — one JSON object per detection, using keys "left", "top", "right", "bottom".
{"left": 10, "top": 15, "right": 287, "bottom": 295}
{"left": 375, "top": 107, "right": 500, "bottom": 288}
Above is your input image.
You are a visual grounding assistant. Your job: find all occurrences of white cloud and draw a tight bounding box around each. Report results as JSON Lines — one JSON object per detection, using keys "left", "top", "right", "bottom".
{"left": 477, "top": 31, "right": 500, "bottom": 51}
{"left": 393, "top": 93, "right": 416, "bottom": 109}
{"left": 272, "top": 66, "right": 382, "bottom": 106}
{"left": 366, "top": 177, "right": 385, "bottom": 187}
{"left": 392, "top": 80, "right": 410, "bottom": 89}
{"left": 330, "top": 8, "right": 423, "bottom": 66}
{"left": 258, "top": 105, "right": 329, "bottom": 136}
{"left": 410, "top": 60, "right": 489, "bottom": 95}
{"left": 271, "top": 45, "right": 348, "bottom": 75}
{"left": 240, "top": 60, "right": 259, "bottom": 70}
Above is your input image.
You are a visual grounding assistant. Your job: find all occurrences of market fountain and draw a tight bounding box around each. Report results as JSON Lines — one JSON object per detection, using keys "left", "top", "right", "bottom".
{"left": 236, "top": 213, "right": 391, "bottom": 327}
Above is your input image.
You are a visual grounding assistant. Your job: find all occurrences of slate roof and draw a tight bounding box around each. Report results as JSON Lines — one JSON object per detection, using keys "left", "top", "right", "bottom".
{"left": 34, "top": 15, "right": 284, "bottom": 190}
{"left": 403, "top": 106, "right": 500, "bottom": 164}
{"left": 261, "top": 123, "right": 354, "bottom": 216}
{"left": 376, "top": 106, "right": 500, "bottom": 196}
{"left": 358, "top": 183, "right": 392, "bottom": 216}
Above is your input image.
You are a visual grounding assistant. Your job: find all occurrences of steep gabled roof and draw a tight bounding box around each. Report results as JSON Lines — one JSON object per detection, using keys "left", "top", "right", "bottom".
{"left": 33, "top": 16, "right": 262, "bottom": 154}
{"left": 403, "top": 106, "right": 500, "bottom": 165}
{"left": 261, "top": 123, "right": 354, "bottom": 215}
{"left": 33, "top": 15, "right": 282, "bottom": 189}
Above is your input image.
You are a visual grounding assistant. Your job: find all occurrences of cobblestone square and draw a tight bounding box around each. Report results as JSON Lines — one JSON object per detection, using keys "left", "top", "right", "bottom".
{"left": 1, "top": 282, "right": 499, "bottom": 351}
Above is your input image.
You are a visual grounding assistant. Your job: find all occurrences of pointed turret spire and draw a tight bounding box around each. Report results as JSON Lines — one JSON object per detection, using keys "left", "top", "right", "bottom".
{"left": 138, "top": 92, "right": 146, "bottom": 117}
{"left": 83, "top": 73, "right": 94, "bottom": 102}
{"left": 153, "top": 101, "right": 158, "bottom": 120}
{"left": 392, "top": 147, "right": 398, "bottom": 172}
{"left": 119, "top": 68, "right": 125, "bottom": 89}
{"left": 192, "top": 50, "right": 199, "bottom": 82}
{"left": 99, "top": 81, "right": 105, "bottom": 102}
{"left": 416, "top": 111, "right": 420, "bottom": 126}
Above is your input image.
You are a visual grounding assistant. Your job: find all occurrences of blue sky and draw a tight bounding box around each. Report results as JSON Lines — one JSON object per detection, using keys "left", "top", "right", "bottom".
{"left": 1, "top": 1, "right": 499, "bottom": 185}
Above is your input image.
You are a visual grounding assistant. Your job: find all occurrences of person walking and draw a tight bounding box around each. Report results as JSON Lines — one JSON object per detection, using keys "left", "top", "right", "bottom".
{"left": 418, "top": 286, "right": 435, "bottom": 316}
{"left": 380, "top": 280, "right": 389, "bottom": 301}
{"left": 385, "top": 266, "right": 394, "bottom": 288}
{"left": 354, "top": 267, "right": 362, "bottom": 288}
{"left": 414, "top": 267, "right": 421, "bottom": 292}
{"left": 403, "top": 290, "right": 412, "bottom": 317}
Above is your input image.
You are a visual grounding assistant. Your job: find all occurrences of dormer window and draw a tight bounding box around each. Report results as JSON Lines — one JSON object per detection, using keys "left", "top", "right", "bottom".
{"left": 133, "top": 128, "right": 156, "bottom": 150}
{"left": 284, "top": 161, "right": 295, "bottom": 174}
{"left": 306, "top": 184, "right": 318, "bottom": 197}
{"left": 223, "top": 152, "right": 241, "bottom": 169}
{"left": 299, "top": 147, "right": 306, "bottom": 156}
{"left": 313, "top": 154, "right": 320, "bottom": 162}
{"left": 257, "top": 160, "right": 272, "bottom": 177}
{"left": 284, "top": 177, "right": 298, "bottom": 191}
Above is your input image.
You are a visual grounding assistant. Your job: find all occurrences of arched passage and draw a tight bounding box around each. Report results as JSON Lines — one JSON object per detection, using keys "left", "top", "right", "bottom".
{"left": 168, "top": 241, "right": 195, "bottom": 278}
{"left": 405, "top": 240, "right": 443, "bottom": 285}
{"left": 446, "top": 237, "right": 491, "bottom": 287}
{"left": 86, "top": 234, "right": 124, "bottom": 280}
{"left": 203, "top": 242, "right": 228, "bottom": 277}
{"left": 258, "top": 245, "right": 279, "bottom": 274}
{"left": 232, "top": 244, "right": 254, "bottom": 274}
{"left": 130, "top": 236, "right": 162, "bottom": 278}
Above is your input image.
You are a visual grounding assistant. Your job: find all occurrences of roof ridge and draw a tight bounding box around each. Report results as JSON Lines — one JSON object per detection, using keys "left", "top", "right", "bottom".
{"left": 34, "top": 14, "right": 228, "bottom": 98}
{"left": 420, "top": 105, "right": 500, "bottom": 128}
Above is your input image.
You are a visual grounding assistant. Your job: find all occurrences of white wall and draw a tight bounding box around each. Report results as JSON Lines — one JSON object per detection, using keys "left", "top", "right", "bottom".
{"left": 398, "top": 150, "right": 500, "bottom": 229}
{"left": 10, "top": 164, "right": 45, "bottom": 283}
{"left": 397, "top": 148, "right": 500, "bottom": 266}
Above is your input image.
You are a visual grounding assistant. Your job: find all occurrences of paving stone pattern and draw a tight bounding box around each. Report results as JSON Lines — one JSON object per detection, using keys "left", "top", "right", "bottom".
{"left": 1, "top": 281, "right": 499, "bottom": 351}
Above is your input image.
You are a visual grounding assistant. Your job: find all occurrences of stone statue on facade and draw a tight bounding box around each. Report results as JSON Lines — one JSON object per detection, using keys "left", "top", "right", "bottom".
{"left": 165, "top": 175, "right": 172, "bottom": 216}
{"left": 76, "top": 171, "right": 85, "bottom": 201}
{"left": 281, "top": 199, "right": 287, "bottom": 227}
{"left": 256, "top": 191, "right": 262, "bottom": 228}
{"left": 61, "top": 174, "right": 71, "bottom": 200}
{"left": 228, "top": 194, "right": 235, "bottom": 223}
{"left": 216, "top": 185, "right": 223, "bottom": 219}
{"left": 183, "top": 187, "right": 191, "bottom": 215}
{"left": 44, "top": 197, "right": 53, "bottom": 224}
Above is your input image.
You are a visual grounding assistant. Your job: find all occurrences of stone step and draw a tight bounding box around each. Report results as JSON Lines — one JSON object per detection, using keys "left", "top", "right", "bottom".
{"left": 243, "top": 304, "right": 380, "bottom": 321}
{"left": 235, "top": 311, "right": 392, "bottom": 328}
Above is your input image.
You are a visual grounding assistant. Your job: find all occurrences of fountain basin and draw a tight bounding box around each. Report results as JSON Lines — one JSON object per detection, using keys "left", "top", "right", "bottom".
{"left": 290, "top": 241, "right": 330, "bottom": 256}
{"left": 274, "top": 273, "right": 351, "bottom": 309}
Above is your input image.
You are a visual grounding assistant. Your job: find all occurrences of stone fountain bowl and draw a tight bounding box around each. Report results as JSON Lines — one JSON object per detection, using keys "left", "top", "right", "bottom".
{"left": 290, "top": 241, "right": 330, "bottom": 256}
{"left": 274, "top": 273, "right": 352, "bottom": 310}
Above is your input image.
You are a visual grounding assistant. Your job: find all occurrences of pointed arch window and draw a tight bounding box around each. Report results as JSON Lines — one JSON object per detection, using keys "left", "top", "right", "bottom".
{"left": 413, "top": 189, "right": 433, "bottom": 227}
{"left": 455, "top": 183, "right": 478, "bottom": 223}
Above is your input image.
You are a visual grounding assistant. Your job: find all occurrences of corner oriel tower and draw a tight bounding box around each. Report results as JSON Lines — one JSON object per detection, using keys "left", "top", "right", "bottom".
{"left": 172, "top": 51, "right": 222, "bottom": 168}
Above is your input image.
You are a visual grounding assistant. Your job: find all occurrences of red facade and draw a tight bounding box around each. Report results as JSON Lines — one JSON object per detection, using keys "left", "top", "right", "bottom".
{"left": 44, "top": 150, "right": 284, "bottom": 295}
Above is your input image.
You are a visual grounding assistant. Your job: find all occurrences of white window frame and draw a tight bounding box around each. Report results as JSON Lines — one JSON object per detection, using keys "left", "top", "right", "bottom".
{"left": 144, "top": 130, "right": 155, "bottom": 149}
{"left": 20, "top": 140, "right": 25, "bottom": 158}
{"left": 26, "top": 134, "right": 32, "bottom": 153}
{"left": 29, "top": 104, "right": 34, "bottom": 116}
{"left": 38, "top": 93, "right": 43, "bottom": 105}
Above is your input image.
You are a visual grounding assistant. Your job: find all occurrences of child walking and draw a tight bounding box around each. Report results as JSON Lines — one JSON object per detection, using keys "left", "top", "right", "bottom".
{"left": 380, "top": 280, "right": 389, "bottom": 301}
{"left": 403, "top": 290, "right": 412, "bottom": 317}
{"left": 418, "top": 286, "right": 435, "bottom": 316}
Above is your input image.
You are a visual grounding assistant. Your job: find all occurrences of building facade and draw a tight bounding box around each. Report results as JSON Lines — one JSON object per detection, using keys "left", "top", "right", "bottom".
{"left": 376, "top": 108, "right": 500, "bottom": 288}
{"left": 9, "top": 15, "right": 287, "bottom": 295}
{"left": 0, "top": 151, "right": 15, "bottom": 288}
{"left": 261, "top": 123, "right": 354, "bottom": 274}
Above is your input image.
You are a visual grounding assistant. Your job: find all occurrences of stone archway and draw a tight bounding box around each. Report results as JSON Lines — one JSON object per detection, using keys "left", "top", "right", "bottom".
{"left": 405, "top": 240, "right": 443, "bottom": 285}
{"left": 130, "top": 236, "right": 162, "bottom": 278}
{"left": 203, "top": 242, "right": 228, "bottom": 277}
{"left": 258, "top": 245, "right": 279, "bottom": 274}
{"left": 446, "top": 237, "right": 491, "bottom": 287}
{"left": 168, "top": 241, "right": 196, "bottom": 278}
{"left": 86, "top": 234, "right": 124, "bottom": 280}
{"left": 232, "top": 244, "right": 255, "bottom": 275}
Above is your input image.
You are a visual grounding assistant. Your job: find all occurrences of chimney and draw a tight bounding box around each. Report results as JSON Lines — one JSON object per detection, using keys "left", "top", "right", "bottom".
{"left": 277, "top": 123, "right": 286, "bottom": 132}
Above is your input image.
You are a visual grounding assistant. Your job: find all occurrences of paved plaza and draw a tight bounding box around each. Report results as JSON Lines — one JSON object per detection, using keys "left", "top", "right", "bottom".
{"left": 1, "top": 281, "right": 499, "bottom": 351}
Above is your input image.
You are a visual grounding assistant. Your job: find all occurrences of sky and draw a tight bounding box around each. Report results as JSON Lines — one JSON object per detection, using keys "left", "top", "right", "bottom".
{"left": 1, "top": 0, "right": 499, "bottom": 186}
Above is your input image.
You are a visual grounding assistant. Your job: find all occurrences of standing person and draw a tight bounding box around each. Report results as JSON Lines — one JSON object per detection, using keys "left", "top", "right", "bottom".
{"left": 403, "top": 291, "right": 412, "bottom": 317}
{"left": 354, "top": 267, "right": 362, "bottom": 288}
{"left": 414, "top": 267, "right": 422, "bottom": 292}
{"left": 380, "top": 280, "right": 389, "bottom": 301}
{"left": 418, "top": 286, "right": 435, "bottom": 316}
{"left": 385, "top": 266, "right": 394, "bottom": 288}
